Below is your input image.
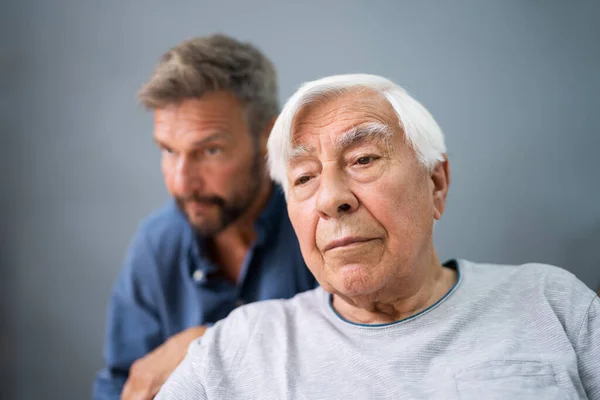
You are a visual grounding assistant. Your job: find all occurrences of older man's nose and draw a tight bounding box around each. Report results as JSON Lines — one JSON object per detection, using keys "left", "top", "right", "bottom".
{"left": 315, "top": 169, "right": 358, "bottom": 218}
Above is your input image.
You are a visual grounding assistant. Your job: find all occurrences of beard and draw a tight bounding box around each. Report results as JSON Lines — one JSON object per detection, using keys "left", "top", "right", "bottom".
{"left": 176, "top": 145, "right": 264, "bottom": 238}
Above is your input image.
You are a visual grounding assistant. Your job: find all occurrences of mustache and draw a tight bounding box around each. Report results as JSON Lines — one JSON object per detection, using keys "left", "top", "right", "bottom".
{"left": 176, "top": 193, "right": 226, "bottom": 207}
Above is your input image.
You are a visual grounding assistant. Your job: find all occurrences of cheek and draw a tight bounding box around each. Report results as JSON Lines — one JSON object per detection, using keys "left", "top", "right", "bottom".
{"left": 161, "top": 160, "right": 175, "bottom": 189}
{"left": 216, "top": 162, "right": 245, "bottom": 177}
{"left": 212, "top": 150, "right": 257, "bottom": 182}
{"left": 374, "top": 185, "right": 433, "bottom": 251}
{"left": 288, "top": 204, "right": 321, "bottom": 259}
{"left": 206, "top": 162, "right": 251, "bottom": 197}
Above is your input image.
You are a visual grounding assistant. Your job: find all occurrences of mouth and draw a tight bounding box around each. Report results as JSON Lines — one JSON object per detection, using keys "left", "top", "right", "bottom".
{"left": 186, "top": 202, "right": 218, "bottom": 214}
{"left": 323, "top": 237, "right": 377, "bottom": 251}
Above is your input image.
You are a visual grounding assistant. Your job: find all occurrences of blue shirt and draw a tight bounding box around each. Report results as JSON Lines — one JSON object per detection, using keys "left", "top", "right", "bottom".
{"left": 93, "top": 187, "right": 317, "bottom": 399}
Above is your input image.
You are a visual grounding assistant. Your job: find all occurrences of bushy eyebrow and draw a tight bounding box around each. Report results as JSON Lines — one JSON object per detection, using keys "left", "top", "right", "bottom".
{"left": 289, "top": 122, "right": 393, "bottom": 162}
{"left": 333, "top": 122, "right": 393, "bottom": 153}
{"left": 289, "top": 143, "right": 315, "bottom": 160}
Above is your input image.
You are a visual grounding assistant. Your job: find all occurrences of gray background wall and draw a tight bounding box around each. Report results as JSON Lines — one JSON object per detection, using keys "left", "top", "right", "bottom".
{"left": 2, "top": 0, "right": 599, "bottom": 398}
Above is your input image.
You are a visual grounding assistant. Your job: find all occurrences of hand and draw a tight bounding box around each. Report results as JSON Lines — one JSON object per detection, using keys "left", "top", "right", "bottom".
{"left": 121, "top": 325, "right": 207, "bottom": 400}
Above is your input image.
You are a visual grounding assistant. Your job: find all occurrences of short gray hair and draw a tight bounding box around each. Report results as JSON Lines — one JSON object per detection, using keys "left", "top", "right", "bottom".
{"left": 267, "top": 74, "right": 447, "bottom": 195}
{"left": 138, "top": 34, "right": 279, "bottom": 135}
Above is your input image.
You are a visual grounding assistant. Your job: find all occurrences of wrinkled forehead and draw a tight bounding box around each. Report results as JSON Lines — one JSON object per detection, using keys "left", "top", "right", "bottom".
{"left": 290, "top": 89, "right": 400, "bottom": 146}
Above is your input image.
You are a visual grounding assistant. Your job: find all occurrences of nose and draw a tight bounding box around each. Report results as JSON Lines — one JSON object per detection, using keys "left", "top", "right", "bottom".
{"left": 315, "top": 166, "right": 358, "bottom": 219}
{"left": 172, "top": 156, "right": 203, "bottom": 197}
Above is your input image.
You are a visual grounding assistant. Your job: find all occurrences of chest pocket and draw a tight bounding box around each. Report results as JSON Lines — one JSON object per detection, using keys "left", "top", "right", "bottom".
{"left": 455, "top": 360, "right": 564, "bottom": 400}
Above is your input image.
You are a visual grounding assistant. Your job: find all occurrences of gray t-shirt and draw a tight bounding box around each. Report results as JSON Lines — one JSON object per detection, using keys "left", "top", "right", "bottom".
{"left": 157, "top": 260, "right": 600, "bottom": 399}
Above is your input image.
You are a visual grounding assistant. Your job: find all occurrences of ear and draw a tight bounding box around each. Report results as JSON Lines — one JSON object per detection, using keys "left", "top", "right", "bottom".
{"left": 431, "top": 156, "right": 450, "bottom": 220}
{"left": 258, "top": 115, "right": 278, "bottom": 158}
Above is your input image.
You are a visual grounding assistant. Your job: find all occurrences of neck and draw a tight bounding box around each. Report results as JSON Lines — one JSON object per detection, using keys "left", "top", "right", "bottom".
{"left": 207, "top": 177, "right": 273, "bottom": 283}
{"left": 213, "top": 177, "right": 273, "bottom": 250}
{"left": 332, "top": 251, "right": 457, "bottom": 325}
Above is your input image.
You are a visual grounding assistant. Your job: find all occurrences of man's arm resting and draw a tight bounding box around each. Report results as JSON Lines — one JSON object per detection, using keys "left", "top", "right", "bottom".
{"left": 121, "top": 326, "right": 207, "bottom": 400}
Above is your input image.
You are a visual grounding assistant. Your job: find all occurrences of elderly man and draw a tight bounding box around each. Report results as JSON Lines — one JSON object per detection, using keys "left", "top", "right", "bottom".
{"left": 92, "top": 35, "right": 317, "bottom": 400}
{"left": 157, "top": 74, "right": 600, "bottom": 399}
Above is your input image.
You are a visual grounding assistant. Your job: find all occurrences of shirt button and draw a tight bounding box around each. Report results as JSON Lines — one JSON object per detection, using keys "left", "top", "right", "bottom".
{"left": 236, "top": 299, "right": 245, "bottom": 307}
{"left": 193, "top": 270, "right": 205, "bottom": 282}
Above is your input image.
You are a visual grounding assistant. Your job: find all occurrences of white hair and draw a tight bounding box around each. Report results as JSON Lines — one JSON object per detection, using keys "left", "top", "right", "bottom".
{"left": 267, "top": 73, "right": 447, "bottom": 194}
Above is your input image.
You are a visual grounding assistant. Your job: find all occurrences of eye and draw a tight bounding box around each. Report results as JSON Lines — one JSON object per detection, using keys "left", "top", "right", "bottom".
{"left": 294, "top": 175, "right": 312, "bottom": 186}
{"left": 161, "top": 147, "right": 175, "bottom": 155}
{"left": 356, "top": 156, "right": 378, "bottom": 165}
{"left": 204, "top": 147, "right": 222, "bottom": 156}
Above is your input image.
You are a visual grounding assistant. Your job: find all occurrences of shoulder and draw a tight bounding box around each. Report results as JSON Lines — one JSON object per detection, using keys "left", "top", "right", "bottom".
{"left": 200, "top": 288, "right": 323, "bottom": 356}
{"left": 126, "top": 201, "right": 192, "bottom": 267}
{"left": 461, "top": 259, "right": 596, "bottom": 336}
{"left": 462, "top": 259, "right": 591, "bottom": 295}
{"left": 135, "top": 201, "right": 189, "bottom": 249}
{"left": 228, "top": 287, "right": 322, "bottom": 324}
{"left": 117, "top": 201, "right": 190, "bottom": 285}
{"left": 217, "top": 287, "right": 321, "bottom": 330}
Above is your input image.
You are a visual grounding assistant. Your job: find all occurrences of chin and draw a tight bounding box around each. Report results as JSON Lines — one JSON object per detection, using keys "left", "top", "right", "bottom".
{"left": 187, "top": 211, "right": 216, "bottom": 227}
{"left": 334, "top": 264, "right": 383, "bottom": 297}
{"left": 189, "top": 218, "right": 222, "bottom": 237}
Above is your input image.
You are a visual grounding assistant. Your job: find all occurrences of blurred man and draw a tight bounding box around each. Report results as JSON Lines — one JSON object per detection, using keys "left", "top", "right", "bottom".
{"left": 157, "top": 74, "right": 600, "bottom": 399}
{"left": 92, "top": 34, "right": 316, "bottom": 400}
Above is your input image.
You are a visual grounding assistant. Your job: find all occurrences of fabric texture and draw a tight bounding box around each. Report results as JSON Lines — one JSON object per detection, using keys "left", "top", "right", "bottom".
{"left": 157, "top": 259, "right": 600, "bottom": 400}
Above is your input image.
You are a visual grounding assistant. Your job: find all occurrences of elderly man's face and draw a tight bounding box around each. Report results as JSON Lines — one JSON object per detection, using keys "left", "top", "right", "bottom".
{"left": 287, "top": 90, "right": 448, "bottom": 298}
